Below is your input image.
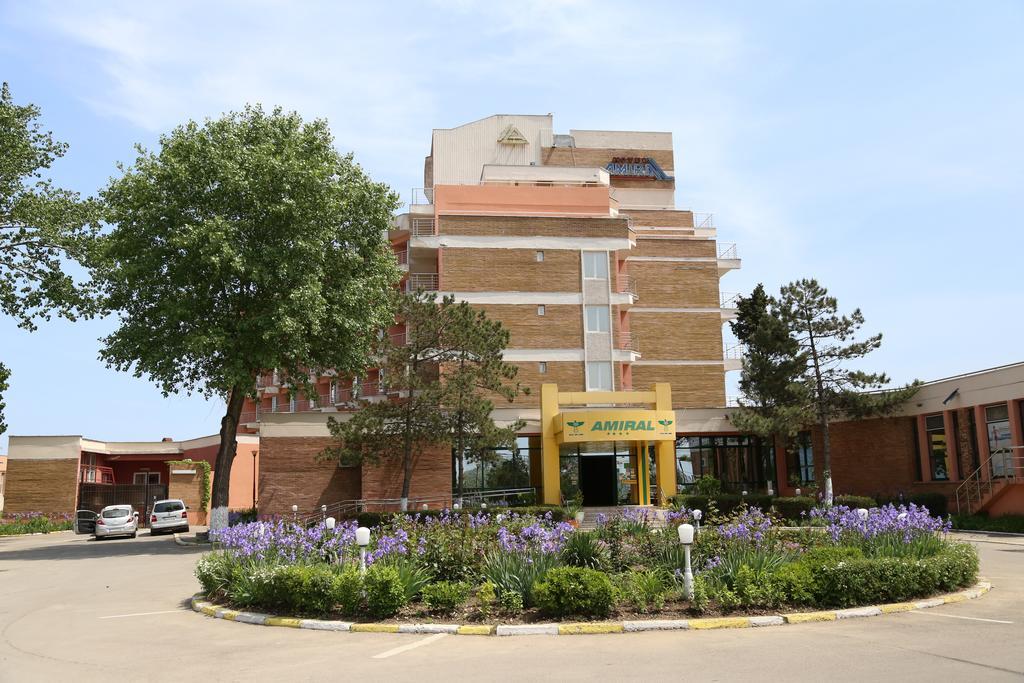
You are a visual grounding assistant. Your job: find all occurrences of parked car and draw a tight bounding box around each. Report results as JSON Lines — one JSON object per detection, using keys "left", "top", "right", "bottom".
{"left": 94, "top": 505, "right": 139, "bottom": 539}
{"left": 74, "top": 509, "right": 98, "bottom": 535}
{"left": 149, "top": 499, "right": 189, "bottom": 535}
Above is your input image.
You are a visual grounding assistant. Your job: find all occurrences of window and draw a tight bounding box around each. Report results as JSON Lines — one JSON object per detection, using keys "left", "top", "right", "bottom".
{"left": 329, "top": 380, "right": 337, "bottom": 404}
{"left": 289, "top": 395, "right": 297, "bottom": 412}
{"left": 787, "top": 431, "right": 814, "bottom": 485}
{"left": 585, "top": 305, "right": 610, "bottom": 333}
{"left": 538, "top": 362, "right": 547, "bottom": 374}
{"left": 536, "top": 251, "right": 545, "bottom": 262}
{"left": 153, "top": 501, "right": 184, "bottom": 513}
{"left": 132, "top": 471, "right": 160, "bottom": 485}
{"left": 985, "top": 404, "right": 1012, "bottom": 476}
{"left": 537, "top": 304, "right": 546, "bottom": 316}
{"left": 925, "top": 414, "right": 949, "bottom": 481}
{"left": 586, "top": 361, "right": 612, "bottom": 390}
{"left": 454, "top": 436, "right": 535, "bottom": 492}
{"left": 582, "top": 251, "right": 608, "bottom": 279}
{"left": 271, "top": 396, "right": 278, "bottom": 412}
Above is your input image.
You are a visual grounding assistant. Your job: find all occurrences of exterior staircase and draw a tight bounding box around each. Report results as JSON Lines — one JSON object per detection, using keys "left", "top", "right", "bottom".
{"left": 955, "top": 448, "right": 1023, "bottom": 514}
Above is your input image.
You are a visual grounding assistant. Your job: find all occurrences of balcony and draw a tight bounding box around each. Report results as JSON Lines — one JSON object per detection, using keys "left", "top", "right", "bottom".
{"left": 395, "top": 249, "right": 409, "bottom": 271}
{"left": 718, "top": 242, "right": 738, "bottom": 260}
{"left": 411, "top": 218, "right": 436, "bottom": 236}
{"left": 694, "top": 212, "right": 715, "bottom": 230}
{"left": 617, "top": 332, "right": 640, "bottom": 353}
{"left": 410, "top": 187, "right": 433, "bottom": 206}
{"left": 80, "top": 465, "right": 115, "bottom": 485}
{"left": 724, "top": 342, "right": 745, "bottom": 371}
{"left": 616, "top": 274, "right": 638, "bottom": 299}
{"left": 720, "top": 291, "right": 740, "bottom": 309}
{"left": 406, "top": 273, "right": 439, "bottom": 292}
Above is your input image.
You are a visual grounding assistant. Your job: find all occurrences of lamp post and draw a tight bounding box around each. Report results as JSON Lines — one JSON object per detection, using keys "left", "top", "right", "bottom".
{"left": 692, "top": 509, "right": 702, "bottom": 534}
{"left": 321, "top": 504, "right": 327, "bottom": 522}
{"left": 677, "top": 523, "right": 695, "bottom": 600}
{"left": 356, "top": 526, "right": 371, "bottom": 574}
{"left": 291, "top": 504, "right": 298, "bottom": 523}
{"left": 795, "top": 488, "right": 801, "bottom": 497}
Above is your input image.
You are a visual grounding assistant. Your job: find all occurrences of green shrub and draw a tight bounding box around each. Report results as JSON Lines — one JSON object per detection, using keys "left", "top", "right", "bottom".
{"left": 476, "top": 581, "right": 497, "bottom": 618}
{"left": 694, "top": 474, "right": 722, "bottom": 496}
{"left": 482, "top": 551, "right": 559, "bottom": 606}
{"left": 333, "top": 567, "right": 363, "bottom": 616}
{"left": 533, "top": 566, "right": 615, "bottom": 617}
{"left": 617, "top": 569, "right": 669, "bottom": 613}
{"left": 421, "top": 581, "right": 472, "bottom": 614}
{"left": 773, "top": 561, "right": 815, "bottom": 605}
{"left": 771, "top": 496, "right": 817, "bottom": 522}
{"left": 364, "top": 564, "right": 407, "bottom": 618}
{"left": 498, "top": 589, "right": 524, "bottom": 613}
{"left": 561, "top": 531, "right": 610, "bottom": 570}
{"left": 732, "top": 565, "right": 785, "bottom": 608}
{"left": 689, "top": 575, "right": 711, "bottom": 613}
{"left": 712, "top": 545, "right": 794, "bottom": 589}
{"left": 951, "top": 513, "right": 1024, "bottom": 534}
{"left": 834, "top": 495, "right": 877, "bottom": 509}
{"left": 195, "top": 551, "right": 239, "bottom": 597}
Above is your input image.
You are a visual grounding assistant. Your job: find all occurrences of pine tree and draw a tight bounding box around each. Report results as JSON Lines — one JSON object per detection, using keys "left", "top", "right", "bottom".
{"left": 778, "top": 279, "right": 919, "bottom": 503}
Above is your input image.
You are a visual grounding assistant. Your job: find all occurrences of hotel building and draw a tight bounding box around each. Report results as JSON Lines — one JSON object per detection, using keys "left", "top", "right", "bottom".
{"left": 4, "top": 115, "right": 1023, "bottom": 519}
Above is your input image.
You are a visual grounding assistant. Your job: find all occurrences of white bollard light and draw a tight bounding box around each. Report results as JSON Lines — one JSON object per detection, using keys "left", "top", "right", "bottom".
{"left": 452, "top": 503, "right": 461, "bottom": 510}
{"left": 356, "top": 526, "right": 371, "bottom": 574}
{"left": 677, "top": 523, "right": 695, "bottom": 600}
{"left": 857, "top": 508, "right": 869, "bottom": 522}
{"left": 692, "top": 509, "right": 703, "bottom": 533}
{"left": 480, "top": 502, "right": 487, "bottom": 510}
{"left": 325, "top": 516, "right": 336, "bottom": 530}
{"left": 795, "top": 488, "right": 802, "bottom": 497}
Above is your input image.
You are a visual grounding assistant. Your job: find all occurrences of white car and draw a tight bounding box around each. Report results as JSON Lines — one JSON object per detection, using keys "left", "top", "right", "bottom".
{"left": 94, "top": 505, "right": 139, "bottom": 539}
{"left": 149, "top": 499, "right": 190, "bottom": 535}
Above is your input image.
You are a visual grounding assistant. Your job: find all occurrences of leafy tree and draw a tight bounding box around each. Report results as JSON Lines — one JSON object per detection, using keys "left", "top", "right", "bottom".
{"left": 1, "top": 82, "right": 99, "bottom": 329}
{"left": 321, "top": 292, "right": 523, "bottom": 508}
{"left": 441, "top": 300, "right": 525, "bottom": 500}
{"left": 729, "top": 284, "right": 813, "bottom": 478}
{"left": 777, "top": 279, "right": 918, "bottom": 503}
{"left": 0, "top": 362, "right": 9, "bottom": 436}
{"left": 95, "top": 105, "right": 400, "bottom": 529}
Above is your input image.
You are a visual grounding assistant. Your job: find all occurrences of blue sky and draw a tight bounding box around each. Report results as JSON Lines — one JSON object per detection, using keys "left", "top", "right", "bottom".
{"left": 1, "top": 0, "right": 1022, "bottom": 451}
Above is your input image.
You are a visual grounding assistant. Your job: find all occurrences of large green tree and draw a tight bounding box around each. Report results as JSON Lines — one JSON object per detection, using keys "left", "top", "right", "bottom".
{"left": 0, "top": 362, "right": 9, "bottom": 437}
{"left": 729, "top": 284, "right": 813, "bottom": 477}
{"left": 1, "top": 83, "right": 100, "bottom": 434}
{"left": 95, "top": 106, "right": 400, "bottom": 529}
{"left": 777, "top": 279, "right": 918, "bottom": 503}
{"left": 321, "top": 291, "right": 523, "bottom": 509}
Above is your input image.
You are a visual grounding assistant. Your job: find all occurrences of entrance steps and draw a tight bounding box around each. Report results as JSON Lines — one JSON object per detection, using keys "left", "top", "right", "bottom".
{"left": 577, "top": 506, "right": 668, "bottom": 531}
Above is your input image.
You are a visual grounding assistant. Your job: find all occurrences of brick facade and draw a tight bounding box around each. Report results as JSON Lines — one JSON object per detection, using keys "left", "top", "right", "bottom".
{"left": 629, "top": 262, "right": 721, "bottom": 308}
{"left": 258, "top": 437, "right": 361, "bottom": 518}
{"left": 360, "top": 444, "right": 453, "bottom": 508}
{"left": 442, "top": 248, "right": 581, "bottom": 292}
{"left": 631, "top": 365, "right": 726, "bottom": 408}
{"left": 439, "top": 215, "right": 629, "bottom": 239}
{"left": 4, "top": 459, "right": 79, "bottom": 514}
{"left": 542, "top": 147, "right": 675, "bottom": 173}
{"left": 811, "top": 416, "right": 919, "bottom": 499}
{"left": 168, "top": 470, "right": 208, "bottom": 525}
{"left": 629, "top": 312, "right": 724, "bottom": 361}
{"left": 475, "top": 304, "right": 583, "bottom": 348}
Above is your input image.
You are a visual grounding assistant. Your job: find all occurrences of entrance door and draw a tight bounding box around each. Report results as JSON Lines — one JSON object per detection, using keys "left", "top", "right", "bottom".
{"left": 579, "top": 455, "right": 617, "bottom": 506}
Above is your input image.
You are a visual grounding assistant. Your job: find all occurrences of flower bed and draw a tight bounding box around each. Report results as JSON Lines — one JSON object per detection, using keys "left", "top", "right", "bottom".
{"left": 0, "top": 512, "right": 73, "bottom": 536}
{"left": 196, "top": 504, "right": 977, "bottom": 622}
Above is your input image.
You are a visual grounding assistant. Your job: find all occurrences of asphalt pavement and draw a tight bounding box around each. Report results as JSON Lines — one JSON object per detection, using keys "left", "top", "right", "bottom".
{"left": 0, "top": 529, "right": 1021, "bottom": 682}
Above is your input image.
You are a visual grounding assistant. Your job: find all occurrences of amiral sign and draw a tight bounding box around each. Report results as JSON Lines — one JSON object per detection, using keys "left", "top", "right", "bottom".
{"left": 604, "top": 156, "right": 672, "bottom": 181}
{"left": 556, "top": 410, "right": 676, "bottom": 443}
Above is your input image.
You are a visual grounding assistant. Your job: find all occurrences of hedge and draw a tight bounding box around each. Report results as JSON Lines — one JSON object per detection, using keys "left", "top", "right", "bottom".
{"left": 343, "top": 505, "right": 566, "bottom": 528}
{"left": 877, "top": 492, "right": 948, "bottom": 516}
{"left": 951, "top": 514, "right": 1024, "bottom": 534}
{"left": 673, "top": 494, "right": 878, "bottom": 522}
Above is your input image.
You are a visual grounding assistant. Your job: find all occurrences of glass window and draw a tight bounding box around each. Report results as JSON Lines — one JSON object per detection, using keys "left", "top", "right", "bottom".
{"left": 985, "top": 403, "right": 1012, "bottom": 476}
{"left": 153, "top": 501, "right": 184, "bottom": 513}
{"left": 787, "top": 432, "right": 814, "bottom": 486}
{"left": 537, "top": 304, "right": 545, "bottom": 316}
{"left": 132, "top": 471, "right": 160, "bottom": 485}
{"left": 454, "top": 436, "right": 535, "bottom": 493}
{"left": 538, "top": 362, "right": 547, "bottom": 374}
{"left": 102, "top": 507, "right": 132, "bottom": 518}
{"left": 271, "top": 396, "right": 278, "bottom": 412}
{"left": 586, "top": 362, "right": 612, "bottom": 390}
{"left": 585, "top": 306, "right": 610, "bottom": 333}
{"left": 582, "top": 251, "right": 608, "bottom": 279}
{"left": 924, "top": 414, "right": 949, "bottom": 481}
{"left": 536, "top": 251, "right": 544, "bottom": 262}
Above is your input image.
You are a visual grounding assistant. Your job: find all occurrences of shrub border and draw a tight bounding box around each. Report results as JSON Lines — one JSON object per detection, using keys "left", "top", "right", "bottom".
{"left": 189, "top": 580, "right": 991, "bottom": 636}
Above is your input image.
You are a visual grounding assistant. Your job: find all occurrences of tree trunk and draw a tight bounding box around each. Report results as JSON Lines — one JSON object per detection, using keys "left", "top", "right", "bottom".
{"left": 400, "top": 400, "right": 413, "bottom": 511}
{"left": 210, "top": 383, "right": 247, "bottom": 531}
{"left": 803, "top": 307, "right": 833, "bottom": 505}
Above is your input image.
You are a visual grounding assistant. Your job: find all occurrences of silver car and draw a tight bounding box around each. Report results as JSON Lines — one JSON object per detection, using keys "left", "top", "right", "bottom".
{"left": 149, "top": 499, "right": 190, "bottom": 535}
{"left": 94, "top": 505, "right": 139, "bottom": 539}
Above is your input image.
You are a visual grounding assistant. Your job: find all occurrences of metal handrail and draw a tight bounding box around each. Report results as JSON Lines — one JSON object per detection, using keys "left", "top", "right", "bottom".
{"left": 693, "top": 212, "right": 715, "bottom": 229}
{"left": 955, "top": 447, "right": 1023, "bottom": 514}
{"left": 718, "top": 242, "right": 738, "bottom": 259}
{"left": 394, "top": 249, "right": 408, "bottom": 266}
{"left": 720, "top": 291, "right": 740, "bottom": 309}
{"left": 724, "top": 343, "right": 746, "bottom": 359}
{"left": 616, "top": 274, "right": 638, "bottom": 298}
{"left": 618, "top": 332, "right": 639, "bottom": 352}
{"left": 410, "top": 218, "right": 436, "bottom": 236}
{"left": 406, "top": 273, "right": 439, "bottom": 291}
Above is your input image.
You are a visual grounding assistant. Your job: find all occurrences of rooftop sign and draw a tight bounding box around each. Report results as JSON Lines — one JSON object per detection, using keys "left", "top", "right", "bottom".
{"left": 604, "top": 156, "right": 671, "bottom": 180}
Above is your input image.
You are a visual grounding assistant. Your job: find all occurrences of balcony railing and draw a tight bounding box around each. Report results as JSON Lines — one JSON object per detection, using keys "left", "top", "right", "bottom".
{"left": 694, "top": 212, "right": 715, "bottom": 230}
{"left": 410, "top": 187, "right": 433, "bottom": 206}
{"left": 80, "top": 464, "right": 115, "bottom": 485}
{"left": 618, "top": 332, "right": 640, "bottom": 352}
{"left": 718, "top": 242, "right": 739, "bottom": 260}
{"left": 720, "top": 291, "right": 740, "bottom": 309}
{"left": 616, "top": 274, "right": 638, "bottom": 298}
{"left": 395, "top": 249, "right": 408, "bottom": 266}
{"left": 410, "top": 218, "right": 436, "bottom": 236}
{"left": 406, "top": 273, "right": 439, "bottom": 292}
{"left": 724, "top": 343, "right": 746, "bottom": 360}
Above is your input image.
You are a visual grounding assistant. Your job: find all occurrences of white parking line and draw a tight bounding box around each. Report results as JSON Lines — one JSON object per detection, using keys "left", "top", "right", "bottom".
{"left": 372, "top": 633, "right": 448, "bottom": 659}
{"left": 909, "top": 611, "right": 1013, "bottom": 624}
{"left": 99, "top": 609, "right": 189, "bottom": 619}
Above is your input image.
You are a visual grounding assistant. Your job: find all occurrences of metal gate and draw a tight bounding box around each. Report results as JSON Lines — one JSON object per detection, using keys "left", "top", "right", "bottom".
{"left": 78, "top": 483, "right": 169, "bottom": 526}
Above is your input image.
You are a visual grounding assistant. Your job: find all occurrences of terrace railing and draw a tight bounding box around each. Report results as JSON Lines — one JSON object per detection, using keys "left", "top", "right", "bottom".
{"left": 955, "top": 447, "right": 1023, "bottom": 514}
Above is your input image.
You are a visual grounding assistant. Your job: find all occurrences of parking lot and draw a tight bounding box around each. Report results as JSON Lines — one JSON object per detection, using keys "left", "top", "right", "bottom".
{"left": 1, "top": 530, "right": 1022, "bottom": 682}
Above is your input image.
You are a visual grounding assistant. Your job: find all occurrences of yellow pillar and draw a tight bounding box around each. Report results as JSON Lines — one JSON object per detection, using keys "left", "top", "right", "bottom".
{"left": 653, "top": 382, "right": 677, "bottom": 506}
{"left": 637, "top": 440, "right": 650, "bottom": 505}
{"left": 540, "top": 383, "right": 561, "bottom": 505}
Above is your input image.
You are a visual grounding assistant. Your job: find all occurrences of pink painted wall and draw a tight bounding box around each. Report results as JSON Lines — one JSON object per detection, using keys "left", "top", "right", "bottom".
{"left": 433, "top": 184, "right": 614, "bottom": 217}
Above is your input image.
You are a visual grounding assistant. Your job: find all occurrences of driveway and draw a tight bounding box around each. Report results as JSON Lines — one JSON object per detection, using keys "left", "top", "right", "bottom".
{"left": 1, "top": 530, "right": 1022, "bottom": 682}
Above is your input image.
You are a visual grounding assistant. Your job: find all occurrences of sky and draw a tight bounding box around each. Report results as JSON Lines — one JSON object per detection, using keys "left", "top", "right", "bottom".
{"left": 1, "top": 0, "right": 1022, "bottom": 452}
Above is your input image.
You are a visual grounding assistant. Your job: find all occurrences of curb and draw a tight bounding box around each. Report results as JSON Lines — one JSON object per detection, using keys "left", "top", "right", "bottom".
{"left": 174, "top": 533, "right": 212, "bottom": 547}
{"left": 189, "top": 580, "right": 991, "bottom": 636}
